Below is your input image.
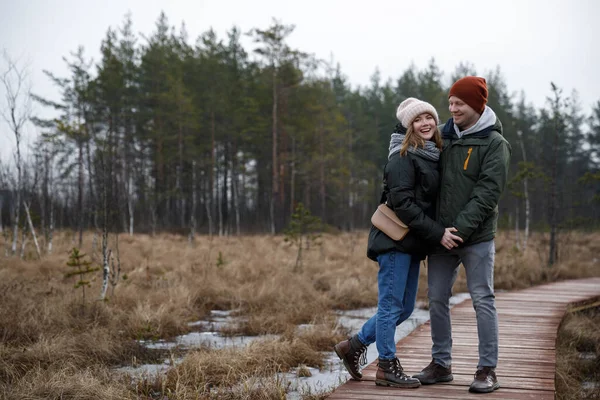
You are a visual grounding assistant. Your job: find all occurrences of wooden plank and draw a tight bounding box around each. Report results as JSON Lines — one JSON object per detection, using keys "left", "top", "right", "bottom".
{"left": 409, "top": 328, "right": 557, "bottom": 335}
{"left": 380, "top": 355, "right": 558, "bottom": 366}
{"left": 495, "top": 293, "right": 596, "bottom": 301}
{"left": 405, "top": 340, "right": 556, "bottom": 350}
{"left": 450, "top": 316, "right": 562, "bottom": 323}
{"left": 396, "top": 340, "right": 555, "bottom": 350}
{"left": 329, "top": 383, "right": 554, "bottom": 400}
{"left": 358, "top": 371, "right": 554, "bottom": 391}
{"left": 327, "top": 278, "right": 600, "bottom": 400}
{"left": 409, "top": 330, "right": 557, "bottom": 339}
{"left": 387, "top": 364, "right": 556, "bottom": 379}
{"left": 408, "top": 332, "right": 557, "bottom": 345}
{"left": 396, "top": 352, "right": 555, "bottom": 364}
{"left": 396, "top": 343, "right": 556, "bottom": 354}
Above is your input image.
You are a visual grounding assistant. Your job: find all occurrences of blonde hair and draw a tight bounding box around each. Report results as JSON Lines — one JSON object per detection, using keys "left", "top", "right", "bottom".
{"left": 399, "top": 119, "right": 443, "bottom": 156}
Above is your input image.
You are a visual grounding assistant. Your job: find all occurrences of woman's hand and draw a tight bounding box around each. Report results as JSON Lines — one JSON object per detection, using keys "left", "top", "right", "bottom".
{"left": 440, "top": 227, "right": 463, "bottom": 250}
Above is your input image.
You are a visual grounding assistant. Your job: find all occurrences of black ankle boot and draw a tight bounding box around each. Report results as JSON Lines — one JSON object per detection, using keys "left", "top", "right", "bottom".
{"left": 376, "top": 358, "right": 421, "bottom": 388}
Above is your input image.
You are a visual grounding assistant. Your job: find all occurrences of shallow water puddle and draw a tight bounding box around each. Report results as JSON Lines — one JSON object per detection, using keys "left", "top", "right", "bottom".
{"left": 117, "top": 294, "right": 471, "bottom": 398}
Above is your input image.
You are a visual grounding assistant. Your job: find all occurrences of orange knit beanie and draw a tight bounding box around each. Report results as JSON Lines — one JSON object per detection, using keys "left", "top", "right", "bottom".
{"left": 449, "top": 76, "right": 488, "bottom": 114}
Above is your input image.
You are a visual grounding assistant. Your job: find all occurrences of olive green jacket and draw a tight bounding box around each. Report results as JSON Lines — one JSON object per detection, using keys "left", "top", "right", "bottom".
{"left": 437, "top": 110, "right": 512, "bottom": 246}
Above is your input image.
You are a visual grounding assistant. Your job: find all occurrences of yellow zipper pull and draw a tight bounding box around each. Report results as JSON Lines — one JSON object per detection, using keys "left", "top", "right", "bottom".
{"left": 464, "top": 147, "right": 473, "bottom": 170}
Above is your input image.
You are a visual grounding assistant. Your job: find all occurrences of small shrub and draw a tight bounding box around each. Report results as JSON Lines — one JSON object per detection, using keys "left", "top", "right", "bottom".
{"left": 216, "top": 251, "right": 226, "bottom": 268}
{"left": 284, "top": 203, "right": 322, "bottom": 272}
{"left": 65, "top": 247, "right": 100, "bottom": 312}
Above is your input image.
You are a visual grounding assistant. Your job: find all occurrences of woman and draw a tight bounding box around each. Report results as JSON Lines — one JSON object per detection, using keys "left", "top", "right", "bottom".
{"left": 334, "top": 98, "right": 462, "bottom": 388}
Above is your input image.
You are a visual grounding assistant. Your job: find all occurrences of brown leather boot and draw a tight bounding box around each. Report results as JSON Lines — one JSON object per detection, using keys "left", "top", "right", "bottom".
{"left": 412, "top": 359, "right": 453, "bottom": 384}
{"left": 333, "top": 335, "right": 367, "bottom": 380}
{"left": 469, "top": 367, "right": 500, "bottom": 393}
{"left": 375, "top": 358, "right": 421, "bottom": 388}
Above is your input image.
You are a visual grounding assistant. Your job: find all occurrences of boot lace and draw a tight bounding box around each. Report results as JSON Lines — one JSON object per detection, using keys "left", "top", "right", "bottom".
{"left": 353, "top": 342, "right": 368, "bottom": 369}
{"left": 391, "top": 358, "right": 405, "bottom": 377}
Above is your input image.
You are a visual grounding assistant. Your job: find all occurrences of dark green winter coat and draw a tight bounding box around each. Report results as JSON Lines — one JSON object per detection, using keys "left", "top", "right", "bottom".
{"left": 436, "top": 117, "right": 512, "bottom": 246}
{"left": 367, "top": 151, "right": 446, "bottom": 261}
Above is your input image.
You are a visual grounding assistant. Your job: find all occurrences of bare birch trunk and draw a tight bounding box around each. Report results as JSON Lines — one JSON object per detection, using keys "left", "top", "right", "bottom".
{"left": 204, "top": 182, "right": 213, "bottom": 237}
{"left": 4, "top": 230, "right": 10, "bottom": 256}
{"left": 270, "top": 68, "right": 278, "bottom": 234}
{"left": 231, "top": 157, "right": 240, "bottom": 236}
{"left": 11, "top": 156, "right": 21, "bottom": 255}
{"left": 39, "top": 150, "right": 48, "bottom": 249}
{"left": 24, "top": 202, "right": 41, "bottom": 259}
{"left": 150, "top": 201, "right": 157, "bottom": 238}
{"left": 189, "top": 160, "right": 197, "bottom": 243}
{"left": 100, "top": 232, "right": 109, "bottom": 300}
{"left": 100, "top": 148, "right": 110, "bottom": 300}
{"left": 110, "top": 235, "right": 121, "bottom": 297}
{"left": 85, "top": 137, "right": 97, "bottom": 230}
{"left": 128, "top": 177, "right": 134, "bottom": 236}
{"left": 210, "top": 111, "right": 216, "bottom": 236}
{"left": 0, "top": 52, "right": 28, "bottom": 256}
{"left": 217, "top": 154, "right": 223, "bottom": 237}
{"left": 548, "top": 91, "right": 560, "bottom": 267}
{"left": 48, "top": 201, "right": 54, "bottom": 254}
{"left": 290, "top": 137, "right": 296, "bottom": 216}
{"left": 177, "top": 117, "right": 184, "bottom": 228}
{"left": 221, "top": 144, "right": 229, "bottom": 236}
{"left": 125, "top": 153, "right": 134, "bottom": 235}
{"left": 348, "top": 123, "right": 354, "bottom": 231}
{"left": 517, "top": 131, "right": 530, "bottom": 250}
{"left": 319, "top": 122, "right": 326, "bottom": 221}
{"left": 77, "top": 141, "right": 84, "bottom": 248}
{"left": 19, "top": 218, "right": 27, "bottom": 259}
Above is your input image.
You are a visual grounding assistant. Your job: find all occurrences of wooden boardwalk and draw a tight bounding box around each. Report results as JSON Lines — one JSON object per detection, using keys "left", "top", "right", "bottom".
{"left": 328, "top": 277, "right": 600, "bottom": 400}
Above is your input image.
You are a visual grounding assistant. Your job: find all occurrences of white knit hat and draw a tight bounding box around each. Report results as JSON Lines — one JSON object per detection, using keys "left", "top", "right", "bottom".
{"left": 396, "top": 97, "right": 439, "bottom": 128}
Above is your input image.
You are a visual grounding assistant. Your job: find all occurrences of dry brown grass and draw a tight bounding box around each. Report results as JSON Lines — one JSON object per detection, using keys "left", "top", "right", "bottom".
{"left": 165, "top": 338, "right": 323, "bottom": 390}
{"left": 1, "top": 365, "right": 132, "bottom": 400}
{"left": 0, "top": 229, "right": 598, "bottom": 399}
{"left": 130, "top": 328, "right": 345, "bottom": 399}
{"left": 555, "top": 305, "right": 600, "bottom": 400}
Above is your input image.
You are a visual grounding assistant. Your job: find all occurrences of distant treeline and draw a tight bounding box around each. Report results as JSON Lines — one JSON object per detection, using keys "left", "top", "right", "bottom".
{"left": 1, "top": 12, "right": 599, "bottom": 244}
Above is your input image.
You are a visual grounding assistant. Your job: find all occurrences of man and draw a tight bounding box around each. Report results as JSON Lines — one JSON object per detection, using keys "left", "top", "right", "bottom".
{"left": 413, "top": 76, "right": 511, "bottom": 393}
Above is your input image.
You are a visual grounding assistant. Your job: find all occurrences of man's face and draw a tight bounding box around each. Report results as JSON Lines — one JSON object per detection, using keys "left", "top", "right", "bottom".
{"left": 449, "top": 96, "right": 479, "bottom": 130}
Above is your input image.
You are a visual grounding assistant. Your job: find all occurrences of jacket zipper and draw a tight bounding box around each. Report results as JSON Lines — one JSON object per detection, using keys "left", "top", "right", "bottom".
{"left": 463, "top": 147, "right": 473, "bottom": 170}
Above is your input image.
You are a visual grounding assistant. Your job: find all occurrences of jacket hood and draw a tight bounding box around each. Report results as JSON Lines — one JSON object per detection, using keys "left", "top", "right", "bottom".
{"left": 442, "top": 106, "right": 503, "bottom": 139}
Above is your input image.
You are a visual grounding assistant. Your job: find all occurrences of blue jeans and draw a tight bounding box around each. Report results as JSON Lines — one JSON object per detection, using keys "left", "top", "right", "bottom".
{"left": 357, "top": 251, "right": 420, "bottom": 360}
{"left": 427, "top": 240, "right": 498, "bottom": 369}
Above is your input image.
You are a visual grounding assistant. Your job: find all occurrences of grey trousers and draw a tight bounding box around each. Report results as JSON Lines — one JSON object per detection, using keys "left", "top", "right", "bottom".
{"left": 427, "top": 240, "right": 498, "bottom": 369}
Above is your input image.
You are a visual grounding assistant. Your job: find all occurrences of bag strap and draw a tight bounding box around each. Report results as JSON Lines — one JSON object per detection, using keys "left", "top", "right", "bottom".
{"left": 379, "top": 190, "right": 388, "bottom": 205}
{"left": 379, "top": 162, "right": 389, "bottom": 204}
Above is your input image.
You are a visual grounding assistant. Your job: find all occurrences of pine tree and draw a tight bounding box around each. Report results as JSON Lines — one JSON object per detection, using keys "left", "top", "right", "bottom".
{"left": 587, "top": 101, "right": 600, "bottom": 170}
{"left": 249, "top": 19, "right": 308, "bottom": 233}
{"left": 545, "top": 83, "right": 568, "bottom": 266}
{"left": 32, "top": 46, "right": 94, "bottom": 248}
{"left": 284, "top": 202, "right": 322, "bottom": 272}
{"left": 65, "top": 247, "right": 99, "bottom": 311}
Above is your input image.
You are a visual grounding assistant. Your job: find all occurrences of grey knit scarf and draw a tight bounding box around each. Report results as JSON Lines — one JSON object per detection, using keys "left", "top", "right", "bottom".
{"left": 388, "top": 133, "right": 440, "bottom": 161}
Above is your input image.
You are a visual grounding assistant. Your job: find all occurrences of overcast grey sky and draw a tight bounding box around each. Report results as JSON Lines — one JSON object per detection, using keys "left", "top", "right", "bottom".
{"left": 1, "top": 0, "right": 599, "bottom": 161}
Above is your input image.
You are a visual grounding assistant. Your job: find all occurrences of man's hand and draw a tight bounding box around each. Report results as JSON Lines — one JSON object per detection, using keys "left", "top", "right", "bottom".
{"left": 440, "top": 227, "right": 463, "bottom": 250}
